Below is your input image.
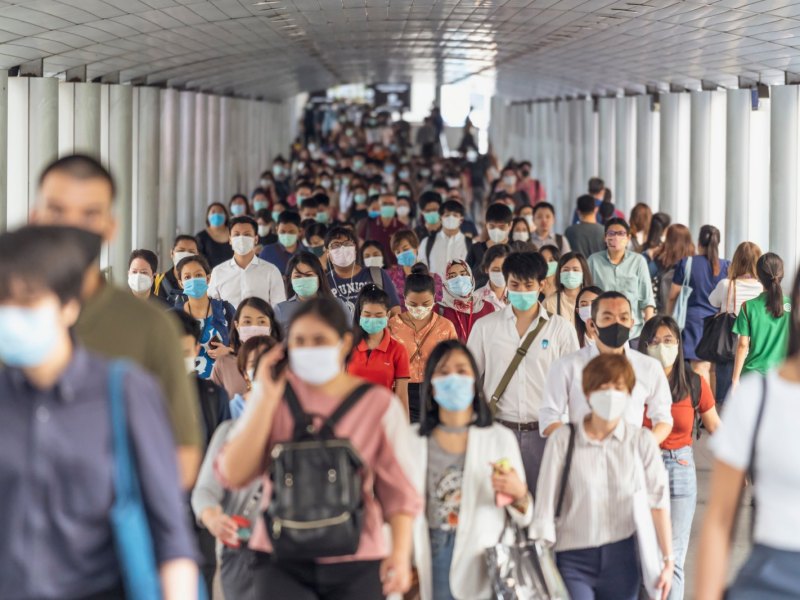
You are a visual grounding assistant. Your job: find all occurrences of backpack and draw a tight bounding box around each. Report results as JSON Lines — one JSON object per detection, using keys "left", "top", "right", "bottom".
{"left": 265, "top": 382, "right": 373, "bottom": 560}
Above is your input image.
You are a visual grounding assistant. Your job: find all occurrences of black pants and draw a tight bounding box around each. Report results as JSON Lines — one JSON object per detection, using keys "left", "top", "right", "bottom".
{"left": 252, "top": 552, "right": 384, "bottom": 600}
{"left": 77, "top": 584, "right": 126, "bottom": 600}
{"left": 408, "top": 382, "right": 421, "bottom": 424}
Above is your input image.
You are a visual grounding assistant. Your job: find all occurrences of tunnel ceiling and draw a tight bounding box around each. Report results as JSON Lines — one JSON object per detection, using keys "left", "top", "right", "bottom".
{"left": 0, "top": 0, "right": 799, "bottom": 101}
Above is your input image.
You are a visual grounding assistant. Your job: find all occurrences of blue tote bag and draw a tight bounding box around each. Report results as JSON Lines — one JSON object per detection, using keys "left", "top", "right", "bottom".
{"left": 673, "top": 256, "right": 693, "bottom": 329}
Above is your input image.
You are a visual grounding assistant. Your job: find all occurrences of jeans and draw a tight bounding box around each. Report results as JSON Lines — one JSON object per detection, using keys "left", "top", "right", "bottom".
{"left": 728, "top": 544, "right": 800, "bottom": 599}
{"left": 715, "top": 360, "right": 735, "bottom": 408}
{"left": 556, "top": 535, "right": 640, "bottom": 600}
{"left": 509, "top": 428, "right": 548, "bottom": 495}
{"left": 662, "top": 446, "right": 697, "bottom": 600}
{"left": 430, "top": 528, "right": 457, "bottom": 600}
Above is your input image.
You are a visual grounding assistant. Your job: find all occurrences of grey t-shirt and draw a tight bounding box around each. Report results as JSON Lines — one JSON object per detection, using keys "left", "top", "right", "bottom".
{"left": 426, "top": 435, "right": 466, "bottom": 531}
{"left": 565, "top": 222, "right": 606, "bottom": 259}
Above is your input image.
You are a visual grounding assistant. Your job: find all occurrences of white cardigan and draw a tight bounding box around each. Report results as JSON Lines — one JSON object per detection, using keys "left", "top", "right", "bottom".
{"left": 409, "top": 423, "right": 533, "bottom": 600}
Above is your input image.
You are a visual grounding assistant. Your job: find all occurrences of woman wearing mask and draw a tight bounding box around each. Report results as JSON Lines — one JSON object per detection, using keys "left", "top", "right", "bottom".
{"left": 229, "top": 194, "right": 251, "bottom": 217}
{"left": 638, "top": 316, "right": 721, "bottom": 600}
{"left": 732, "top": 253, "right": 792, "bottom": 388}
{"left": 475, "top": 243, "right": 511, "bottom": 310}
{"left": 347, "top": 284, "right": 411, "bottom": 413}
{"left": 218, "top": 297, "right": 421, "bottom": 599}
{"left": 538, "top": 244, "right": 561, "bottom": 299}
{"left": 197, "top": 203, "right": 234, "bottom": 268}
{"left": 127, "top": 249, "right": 162, "bottom": 304}
{"left": 347, "top": 185, "right": 370, "bottom": 223}
{"left": 534, "top": 353, "right": 674, "bottom": 600}
{"left": 708, "top": 241, "right": 763, "bottom": 403}
{"left": 642, "top": 212, "right": 672, "bottom": 279}
{"left": 696, "top": 265, "right": 800, "bottom": 600}
{"left": 211, "top": 297, "right": 281, "bottom": 399}
{"left": 175, "top": 255, "right": 235, "bottom": 379}
{"left": 574, "top": 286, "right": 602, "bottom": 348}
{"left": 396, "top": 187, "right": 415, "bottom": 227}
{"left": 439, "top": 259, "right": 496, "bottom": 342}
{"left": 389, "top": 265, "right": 458, "bottom": 422}
{"left": 543, "top": 252, "right": 593, "bottom": 324}
{"left": 361, "top": 240, "right": 386, "bottom": 269}
{"left": 301, "top": 222, "right": 327, "bottom": 261}
{"left": 193, "top": 336, "right": 275, "bottom": 600}
{"left": 510, "top": 216, "right": 532, "bottom": 244}
{"left": 408, "top": 340, "right": 532, "bottom": 600}
{"left": 388, "top": 230, "right": 443, "bottom": 311}
{"left": 629, "top": 203, "right": 653, "bottom": 253}
{"left": 668, "top": 225, "right": 729, "bottom": 383}
{"left": 651, "top": 224, "right": 695, "bottom": 315}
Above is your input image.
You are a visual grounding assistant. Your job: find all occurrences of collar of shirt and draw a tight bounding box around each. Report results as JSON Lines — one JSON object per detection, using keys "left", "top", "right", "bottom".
{"left": 5, "top": 345, "right": 91, "bottom": 404}
{"left": 357, "top": 329, "right": 391, "bottom": 353}
{"left": 576, "top": 417, "right": 626, "bottom": 446}
{"left": 532, "top": 232, "right": 555, "bottom": 246}
{"left": 600, "top": 250, "right": 632, "bottom": 267}
{"left": 228, "top": 256, "right": 261, "bottom": 271}
{"left": 439, "top": 229, "right": 465, "bottom": 244}
{"left": 502, "top": 302, "right": 549, "bottom": 332}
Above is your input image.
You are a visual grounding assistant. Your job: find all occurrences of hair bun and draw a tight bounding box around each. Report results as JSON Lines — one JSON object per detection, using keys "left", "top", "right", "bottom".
{"left": 410, "top": 263, "right": 429, "bottom": 276}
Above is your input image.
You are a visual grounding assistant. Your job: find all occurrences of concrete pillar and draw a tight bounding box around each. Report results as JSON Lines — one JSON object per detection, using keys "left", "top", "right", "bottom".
{"left": 133, "top": 87, "right": 160, "bottom": 252}
{"left": 726, "top": 89, "right": 751, "bottom": 258}
{"left": 659, "top": 92, "right": 691, "bottom": 224}
{"left": 219, "top": 96, "right": 233, "bottom": 201}
{"left": 770, "top": 85, "right": 800, "bottom": 280}
{"left": 207, "top": 94, "right": 221, "bottom": 206}
{"left": 614, "top": 96, "right": 636, "bottom": 215}
{"left": 158, "top": 89, "right": 179, "bottom": 268}
{"left": 105, "top": 85, "right": 133, "bottom": 284}
{"left": 194, "top": 93, "right": 208, "bottom": 229}
{"left": 689, "top": 91, "right": 727, "bottom": 242}
{"left": 635, "top": 94, "right": 659, "bottom": 209}
{"left": 176, "top": 91, "right": 196, "bottom": 234}
{"left": 598, "top": 98, "right": 616, "bottom": 191}
{"left": 58, "top": 82, "right": 101, "bottom": 158}
{"left": 0, "top": 71, "right": 7, "bottom": 233}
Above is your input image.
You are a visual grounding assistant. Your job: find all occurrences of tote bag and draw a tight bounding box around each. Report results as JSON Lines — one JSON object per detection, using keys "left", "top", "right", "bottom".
{"left": 672, "top": 256, "right": 693, "bottom": 329}
{"left": 632, "top": 442, "right": 663, "bottom": 600}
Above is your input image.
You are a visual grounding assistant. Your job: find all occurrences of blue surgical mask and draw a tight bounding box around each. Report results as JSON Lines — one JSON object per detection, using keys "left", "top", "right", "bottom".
{"left": 360, "top": 316, "right": 388, "bottom": 334}
{"left": 432, "top": 374, "right": 475, "bottom": 412}
{"left": 546, "top": 261, "right": 558, "bottom": 278}
{"left": 423, "top": 211, "right": 441, "bottom": 225}
{"left": 230, "top": 204, "right": 246, "bottom": 216}
{"left": 208, "top": 213, "right": 226, "bottom": 227}
{"left": 315, "top": 212, "right": 330, "bottom": 224}
{"left": 368, "top": 209, "right": 381, "bottom": 219}
{"left": 384, "top": 164, "right": 396, "bottom": 175}
{"left": 253, "top": 200, "right": 268, "bottom": 212}
{"left": 272, "top": 210, "right": 282, "bottom": 222}
{"left": 278, "top": 233, "right": 298, "bottom": 248}
{"left": 396, "top": 249, "right": 416, "bottom": 267}
{"left": 183, "top": 277, "right": 209, "bottom": 299}
{"left": 0, "top": 304, "right": 60, "bottom": 367}
{"left": 507, "top": 290, "right": 539, "bottom": 311}
{"left": 296, "top": 194, "right": 307, "bottom": 206}
{"left": 380, "top": 205, "right": 397, "bottom": 219}
{"left": 446, "top": 275, "right": 473, "bottom": 297}
{"left": 354, "top": 193, "right": 367, "bottom": 206}
{"left": 291, "top": 276, "right": 319, "bottom": 298}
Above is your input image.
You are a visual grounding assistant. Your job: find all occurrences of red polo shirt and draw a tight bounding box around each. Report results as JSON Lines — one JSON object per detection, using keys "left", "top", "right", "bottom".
{"left": 347, "top": 330, "right": 411, "bottom": 391}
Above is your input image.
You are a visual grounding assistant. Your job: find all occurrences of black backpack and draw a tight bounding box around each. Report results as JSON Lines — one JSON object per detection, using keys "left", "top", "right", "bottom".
{"left": 265, "top": 382, "right": 372, "bottom": 560}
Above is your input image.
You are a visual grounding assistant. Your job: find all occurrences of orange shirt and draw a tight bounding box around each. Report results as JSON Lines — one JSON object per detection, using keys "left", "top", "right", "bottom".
{"left": 388, "top": 313, "right": 458, "bottom": 382}
{"left": 644, "top": 375, "right": 715, "bottom": 450}
{"left": 347, "top": 329, "right": 411, "bottom": 391}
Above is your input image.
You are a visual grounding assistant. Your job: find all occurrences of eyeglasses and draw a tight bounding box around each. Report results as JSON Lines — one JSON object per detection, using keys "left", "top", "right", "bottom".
{"left": 328, "top": 241, "right": 356, "bottom": 250}
{"left": 606, "top": 230, "right": 627, "bottom": 238}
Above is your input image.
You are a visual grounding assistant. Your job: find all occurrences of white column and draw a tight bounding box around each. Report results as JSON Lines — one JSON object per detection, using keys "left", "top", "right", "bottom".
{"left": 219, "top": 96, "right": 234, "bottom": 200}
{"left": 194, "top": 93, "right": 208, "bottom": 228}
{"left": 689, "top": 91, "right": 727, "bottom": 241}
{"left": 158, "top": 89, "right": 179, "bottom": 267}
{"left": 58, "top": 82, "right": 101, "bottom": 158}
{"left": 598, "top": 98, "right": 616, "bottom": 191}
{"left": 770, "top": 85, "right": 800, "bottom": 279}
{"left": 636, "top": 94, "right": 659, "bottom": 209}
{"left": 585, "top": 100, "right": 599, "bottom": 180}
{"left": 105, "top": 84, "right": 133, "bottom": 284}
{"left": 176, "top": 91, "right": 196, "bottom": 234}
{"left": 133, "top": 87, "right": 160, "bottom": 252}
{"left": 206, "top": 94, "right": 221, "bottom": 205}
{"left": 614, "top": 96, "right": 636, "bottom": 215}
{"left": 725, "top": 89, "right": 751, "bottom": 258}
{"left": 659, "top": 92, "right": 691, "bottom": 223}
{"left": 0, "top": 71, "right": 7, "bottom": 233}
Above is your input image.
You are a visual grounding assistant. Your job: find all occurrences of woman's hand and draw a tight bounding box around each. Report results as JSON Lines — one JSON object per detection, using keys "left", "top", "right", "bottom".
{"left": 380, "top": 551, "right": 412, "bottom": 595}
{"left": 202, "top": 508, "right": 240, "bottom": 548}
{"left": 252, "top": 343, "right": 287, "bottom": 406}
{"left": 207, "top": 344, "right": 232, "bottom": 360}
{"left": 656, "top": 560, "right": 674, "bottom": 600}
{"left": 491, "top": 466, "right": 528, "bottom": 502}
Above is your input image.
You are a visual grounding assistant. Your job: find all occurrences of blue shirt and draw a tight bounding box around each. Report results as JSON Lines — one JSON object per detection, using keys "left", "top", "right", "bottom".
{"left": 258, "top": 241, "right": 297, "bottom": 276}
{"left": 174, "top": 299, "right": 235, "bottom": 379}
{"left": 0, "top": 347, "right": 196, "bottom": 599}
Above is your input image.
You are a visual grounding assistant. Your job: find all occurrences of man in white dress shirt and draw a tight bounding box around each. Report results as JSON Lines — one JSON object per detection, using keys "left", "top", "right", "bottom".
{"left": 208, "top": 216, "right": 286, "bottom": 309}
{"left": 419, "top": 199, "right": 470, "bottom": 279}
{"left": 468, "top": 252, "right": 579, "bottom": 489}
{"left": 540, "top": 291, "right": 673, "bottom": 442}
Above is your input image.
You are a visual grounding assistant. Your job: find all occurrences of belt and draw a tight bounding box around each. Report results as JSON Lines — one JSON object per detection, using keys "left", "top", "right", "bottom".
{"left": 496, "top": 418, "right": 539, "bottom": 432}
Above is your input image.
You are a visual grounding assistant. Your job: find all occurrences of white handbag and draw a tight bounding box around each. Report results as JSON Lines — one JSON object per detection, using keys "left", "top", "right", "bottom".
{"left": 632, "top": 446, "right": 664, "bottom": 600}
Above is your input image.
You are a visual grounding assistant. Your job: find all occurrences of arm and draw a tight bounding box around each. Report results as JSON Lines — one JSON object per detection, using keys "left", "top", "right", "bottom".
{"left": 732, "top": 336, "right": 749, "bottom": 387}
{"left": 270, "top": 268, "right": 287, "bottom": 304}
{"left": 532, "top": 428, "right": 565, "bottom": 544}
{"left": 540, "top": 357, "right": 571, "bottom": 436}
{"left": 651, "top": 507, "right": 675, "bottom": 600}
{"left": 640, "top": 257, "right": 657, "bottom": 318}
{"left": 395, "top": 379, "right": 410, "bottom": 417}
{"left": 207, "top": 270, "right": 220, "bottom": 301}
{"left": 160, "top": 560, "right": 198, "bottom": 600}
{"left": 645, "top": 367, "right": 674, "bottom": 444}
{"left": 667, "top": 282, "right": 681, "bottom": 316}
{"left": 380, "top": 513, "right": 414, "bottom": 595}
{"left": 651, "top": 422, "right": 672, "bottom": 445}
{"left": 700, "top": 407, "right": 721, "bottom": 434}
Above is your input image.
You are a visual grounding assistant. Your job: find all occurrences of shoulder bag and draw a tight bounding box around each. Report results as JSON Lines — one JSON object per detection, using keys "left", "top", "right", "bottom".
{"left": 672, "top": 256, "right": 693, "bottom": 329}
{"left": 631, "top": 432, "right": 663, "bottom": 600}
{"left": 696, "top": 281, "right": 738, "bottom": 363}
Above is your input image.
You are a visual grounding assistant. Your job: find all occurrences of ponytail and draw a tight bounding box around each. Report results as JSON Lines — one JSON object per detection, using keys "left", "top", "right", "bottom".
{"left": 756, "top": 253, "right": 785, "bottom": 318}
{"left": 699, "top": 225, "right": 721, "bottom": 277}
{"left": 405, "top": 263, "right": 435, "bottom": 296}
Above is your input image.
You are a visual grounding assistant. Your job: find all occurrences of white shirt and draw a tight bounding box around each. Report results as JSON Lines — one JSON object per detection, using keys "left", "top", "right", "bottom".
{"left": 708, "top": 278, "right": 764, "bottom": 315}
{"left": 467, "top": 304, "right": 579, "bottom": 423}
{"left": 539, "top": 343, "right": 674, "bottom": 434}
{"left": 419, "top": 230, "right": 468, "bottom": 279}
{"left": 711, "top": 370, "right": 800, "bottom": 551}
{"left": 208, "top": 256, "right": 286, "bottom": 308}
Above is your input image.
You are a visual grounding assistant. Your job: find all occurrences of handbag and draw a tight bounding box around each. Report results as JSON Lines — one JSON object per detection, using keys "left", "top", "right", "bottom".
{"left": 672, "top": 256, "right": 693, "bottom": 329}
{"left": 484, "top": 424, "right": 575, "bottom": 600}
{"left": 696, "top": 282, "right": 738, "bottom": 363}
{"left": 631, "top": 435, "right": 663, "bottom": 600}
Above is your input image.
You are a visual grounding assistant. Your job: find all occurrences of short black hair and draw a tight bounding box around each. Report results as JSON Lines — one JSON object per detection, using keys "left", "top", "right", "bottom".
{"left": 172, "top": 308, "right": 201, "bottom": 342}
{"left": 533, "top": 202, "right": 555, "bottom": 216}
{"left": 176, "top": 254, "right": 211, "bottom": 277}
{"left": 128, "top": 249, "right": 158, "bottom": 272}
{"left": 603, "top": 217, "right": 630, "bottom": 234}
{"left": 577, "top": 194, "right": 596, "bottom": 215}
{"left": 314, "top": 193, "right": 331, "bottom": 208}
{"left": 588, "top": 177, "right": 605, "bottom": 195}
{"left": 432, "top": 178, "right": 450, "bottom": 191}
{"left": 418, "top": 190, "right": 442, "bottom": 210}
{"left": 485, "top": 202, "right": 513, "bottom": 224}
{"left": 277, "top": 210, "right": 302, "bottom": 228}
{"left": 229, "top": 215, "right": 258, "bottom": 235}
{"left": 591, "top": 290, "right": 631, "bottom": 322}
{"left": 38, "top": 154, "right": 116, "bottom": 198}
{"left": 325, "top": 225, "right": 358, "bottom": 247}
{"left": 299, "top": 195, "right": 320, "bottom": 210}
{"left": 173, "top": 234, "right": 198, "bottom": 249}
{"left": 501, "top": 251, "right": 547, "bottom": 283}
{"left": 404, "top": 263, "right": 435, "bottom": 296}
{"left": 440, "top": 199, "right": 465, "bottom": 217}
{"left": 0, "top": 225, "right": 101, "bottom": 304}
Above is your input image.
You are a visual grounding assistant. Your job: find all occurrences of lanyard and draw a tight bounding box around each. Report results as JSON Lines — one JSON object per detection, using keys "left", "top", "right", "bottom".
{"left": 453, "top": 303, "right": 474, "bottom": 341}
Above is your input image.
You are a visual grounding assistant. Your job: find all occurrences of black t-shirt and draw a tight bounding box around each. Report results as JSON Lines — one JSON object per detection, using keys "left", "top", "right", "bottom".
{"left": 196, "top": 230, "right": 234, "bottom": 269}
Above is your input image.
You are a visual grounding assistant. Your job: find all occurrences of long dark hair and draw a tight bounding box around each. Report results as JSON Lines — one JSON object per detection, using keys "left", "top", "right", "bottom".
{"left": 575, "top": 285, "right": 603, "bottom": 347}
{"left": 230, "top": 297, "right": 283, "bottom": 352}
{"left": 554, "top": 252, "right": 592, "bottom": 293}
{"left": 638, "top": 315, "right": 691, "bottom": 402}
{"left": 418, "top": 340, "right": 492, "bottom": 436}
{"left": 353, "top": 283, "right": 391, "bottom": 346}
{"left": 698, "top": 225, "right": 721, "bottom": 277}
{"left": 757, "top": 253, "right": 786, "bottom": 318}
{"left": 642, "top": 212, "right": 670, "bottom": 252}
{"left": 788, "top": 264, "right": 800, "bottom": 358}
{"left": 285, "top": 251, "right": 336, "bottom": 300}
{"left": 477, "top": 243, "right": 512, "bottom": 279}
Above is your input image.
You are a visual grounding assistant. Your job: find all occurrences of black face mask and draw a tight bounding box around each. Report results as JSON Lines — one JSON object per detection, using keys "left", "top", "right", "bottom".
{"left": 595, "top": 322, "right": 630, "bottom": 349}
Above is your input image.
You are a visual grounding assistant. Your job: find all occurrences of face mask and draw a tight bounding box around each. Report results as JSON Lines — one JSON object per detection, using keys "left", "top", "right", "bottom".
{"left": 315, "top": 212, "right": 330, "bottom": 224}
{"left": 396, "top": 205, "right": 411, "bottom": 217}
{"left": 296, "top": 194, "right": 307, "bottom": 206}
{"left": 407, "top": 304, "right": 433, "bottom": 320}
{"left": 489, "top": 271, "right": 506, "bottom": 288}
{"left": 128, "top": 273, "right": 152, "bottom": 294}
{"left": 290, "top": 345, "right": 341, "bottom": 385}
{"left": 360, "top": 316, "right": 388, "bottom": 334}
{"left": 253, "top": 200, "right": 268, "bottom": 212}
{"left": 185, "top": 356, "right": 197, "bottom": 375}
{"left": 577, "top": 305, "right": 593, "bottom": 323}
{"left": 488, "top": 227, "right": 508, "bottom": 244}
{"left": 368, "top": 209, "right": 381, "bottom": 219}
{"left": 296, "top": 161, "right": 306, "bottom": 171}
{"left": 380, "top": 205, "right": 397, "bottom": 219}
{"left": 442, "top": 215, "right": 461, "bottom": 230}
{"left": 209, "top": 213, "right": 226, "bottom": 227}
{"left": 466, "top": 149, "right": 478, "bottom": 162}
{"left": 384, "top": 164, "right": 396, "bottom": 175}
{"left": 327, "top": 157, "right": 338, "bottom": 167}
{"left": 273, "top": 165, "right": 283, "bottom": 177}
{"left": 321, "top": 179, "right": 332, "bottom": 189}
{"left": 329, "top": 245, "right": 356, "bottom": 268}
{"left": 648, "top": 343, "right": 680, "bottom": 369}
{"left": 503, "top": 175, "right": 517, "bottom": 186}
{"left": 272, "top": 210, "right": 282, "bottom": 222}
{"left": 524, "top": 215, "right": 534, "bottom": 228}
{"left": 183, "top": 277, "right": 209, "bottom": 299}
{"left": 278, "top": 233, "right": 298, "bottom": 248}
{"left": 512, "top": 231, "right": 530, "bottom": 242}
{"left": 239, "top": 325, "right": 271, "bottom": 342}
{"left": 308, "top": 245, "right": 324, "bottom": 257}
{"left": 363, "top": 256, "right": 384, "bottom": 268}
{"left": 353, "top": 160, "right": 364, "bottom": 171}
{"left": 424, "top": 211, "right": 441, "bottom": 225}
{"left": 369, "top": 188, "right": 381, "bottom": 197}
{"left": 560, "top": 271, "right": 583, "bottom": 289}
{"left": 546, "top": 261, "right": 558, "bottom": 278}
{"left": 0, "top": 305, "right": 60, "bottom": 367}
{"left": 446, "top": 275, "right": 473, "bottom": 297}
{"left": 447, "top": 178, "right": 460, "bottom": 189}
{"left": 232, "top": 235, "right": 255, "bottom": 256}
{"left": 521, "top": 168, "right": 531, "bottom": 178}
{"left": 420, "top": 168, "right": 431, "bottom": 178}
{"left": 432, "top": 374, "right": 475, "bottom": 412}
{"left": 231, "top": 204, "right": 246, "bottom": 216}
{"left": 588, "top": 389, "right": 629, "bottom": 421}
{"left": 292, "top": 276, "right": 320, "bottom": 297}
{"left": 508, "top": 290, "right": 539, "bottom": 311}
{"left": 258, "top": 225, "right": 270, "bottom": 237}
{"left": 595, "top": 322, "right": 630, "bottom": 349}
{"left": 354, "top": 193, "right": 367, "bottom": 206}
{"left": 345, "top": 129, "right": 354, "bottom": 136}
{"left": 396, "top": 249, "right": 416, "bottom": 267}
{"left": 173, "top": 251, "right": 195, "bottom": 267}
{"left": 398, "top": 170, "right": 410, "bottom": 180}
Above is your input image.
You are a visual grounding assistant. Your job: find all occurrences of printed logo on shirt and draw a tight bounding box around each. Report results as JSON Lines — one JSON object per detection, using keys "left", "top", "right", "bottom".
{"left": 541, "top": 339, "right": 549, "bottom": 349}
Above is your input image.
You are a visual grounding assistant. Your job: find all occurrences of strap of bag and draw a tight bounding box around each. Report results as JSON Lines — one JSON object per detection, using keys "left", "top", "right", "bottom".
{"left": 556, "top": 233, "right": 564, "bottom": 253}
{"left": 324, "top": 383, "right": 373, "bottom": 431}
{"left": 555, "top": 423, "right": 576, "bottom": 519}
{"left": 108, "top": 360, "right": 136, "bottom": 502}
{"left": 747, "top": 375, "right": 768, "bottom": 540}
{"left": 284, "top": 382, "right": 373, "bottom": 439}
{"left": 284, "top": 383, "right": 313, "bottom": 439}
{"left": 425, "top": 233, "right": 437, "bottom": 264}
{"left": 689, "top": 371, "right": 702, "bottom": 440}
{"left": 153, "top": 272, "right": 166, "bottom": 296}
{"left": 369, "top": 267, "right": 383, "bottom": 289}
{"left": 490, "top": 310, "right": 548, "bottom": 414}
{"left": 682, "top": 256, "right": 692, "bottom": 288}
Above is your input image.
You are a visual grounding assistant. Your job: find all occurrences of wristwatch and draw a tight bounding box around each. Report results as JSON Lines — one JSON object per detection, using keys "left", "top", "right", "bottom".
{"left": 662, "top": 555, "right": 675, "bottom": 565}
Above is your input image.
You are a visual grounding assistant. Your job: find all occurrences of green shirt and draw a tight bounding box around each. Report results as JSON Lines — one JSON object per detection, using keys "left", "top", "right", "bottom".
{"left": 74, "top": 282, "right": 202, "bottom": 448}
{"left": 587, "top": 250, "right": 655, "bottom": 338}
{"left": 732, "top": 292, "right": 791, "bottom": 374}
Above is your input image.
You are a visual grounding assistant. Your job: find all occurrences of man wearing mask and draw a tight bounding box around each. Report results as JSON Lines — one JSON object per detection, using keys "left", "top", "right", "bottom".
{"left": 530, "top": 202, "right": 571, "bottom": 254}
{"left": 31, "top": 154, "right": 202, "bottom": 489}
{"left": 540, "top": 291, "right": 673, "bottom": 443}
{"left": 208, "top": 216, "right": 286, "bottom": 308}
{"left": 271, "top": 156, "right": 290, "bottom": 202}
{"left": 154, "top": 234, "right": 199, "bottom": 306}
{"left": 516, "top": 160, "right": 546, "bottom": 205}
{"left": 496, "top": 165, "right": 529, "bottom": 209}
{"left": 259, "top": 210, "right": 302, "bottom": 274}
{"left": 466, "top": 202, "right": 512, "bottom": 275}
{"left": 356, "top": 192, "right": 408, "bottom": 265}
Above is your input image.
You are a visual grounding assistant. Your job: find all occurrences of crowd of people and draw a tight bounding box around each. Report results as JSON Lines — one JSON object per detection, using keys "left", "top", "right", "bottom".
{"left": 1, "top": 104, "right": 799, "bottom": 600}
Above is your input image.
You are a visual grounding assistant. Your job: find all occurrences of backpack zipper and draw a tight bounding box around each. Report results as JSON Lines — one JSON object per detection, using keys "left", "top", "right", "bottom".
{"left": 272, "top": 512, "right": 351, "bottom": 538}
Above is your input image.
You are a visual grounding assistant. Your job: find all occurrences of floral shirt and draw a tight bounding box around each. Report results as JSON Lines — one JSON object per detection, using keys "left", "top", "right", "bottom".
{"left": 388, "top": 313, "right": 457, "bottom": 382}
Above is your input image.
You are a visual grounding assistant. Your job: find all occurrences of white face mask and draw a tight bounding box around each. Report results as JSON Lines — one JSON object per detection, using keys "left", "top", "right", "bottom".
{"left": 128, "top": 273, "right": 152, "bottom": 294}
{"left": 363, "top": 256, "right": 384, "bottom": 268}
{"left": 588, "top": 389, "right": 629, "bottom": 421}
{"left": 258, "top": 225, "right": 270, "bottom": 237}
{"left": 396, "top": 205, "right": 411, "bottom": 218}
{"left": 173, "top": 251, "right": 195, "bottom": 267}
{"left": 185, "top": 356, "right": 197, "bottom": 374}
{"left": 329, "top": 245, "right": 357, "bottom": 268}
{"left": 239, "top": 325, "right": 271, "bottom": 342}
{"left": 232, "top": 235, "right": 255, "bottom": 256}
{"left": 512, "top": 231, "right": 530, "bottom": 242}
{"left": 648, "top": 343, "right": 680, "bottom": 369}
{"left": 488, "top": 271, "right": 506, "bottom": 288}
{"left": 407, "top": 304, "right": 433, "bottom": 320}
{"left": 487, "top": 227, "right": 509, "bottom": 244}
{"left": 577, "top": 305, "right": 593, "bottom": 323}
{"left": 290, "top": 345, "right": 342, "bottom": 385}
{"left": 442, "top": 215, "right": 461, "bottom": 230}
{"left": 246, "top": 368, "right": 255, "bottom": 382}
{"left": 524, "top": 215, "right": 534, "bottom": 229}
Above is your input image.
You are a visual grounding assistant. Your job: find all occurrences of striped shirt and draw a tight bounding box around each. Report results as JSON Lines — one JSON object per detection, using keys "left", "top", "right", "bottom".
{"left": 533, "top": 420, "right": 669, "bottom": 552}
